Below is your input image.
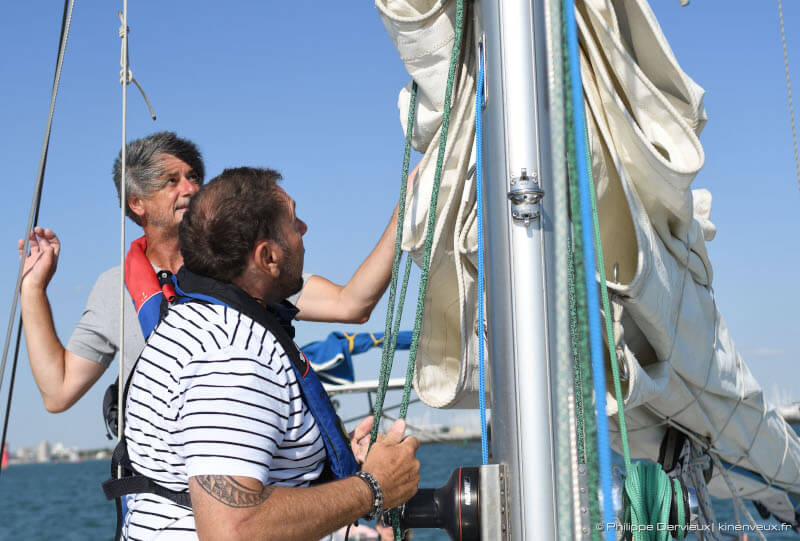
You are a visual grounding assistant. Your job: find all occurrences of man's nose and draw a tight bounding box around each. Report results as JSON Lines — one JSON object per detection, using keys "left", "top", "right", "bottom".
{"left": 179, "top": 176, "right": 200, "bottom": 195}
{"left": 299, "top": 218, "right": 308, "bottom": 236}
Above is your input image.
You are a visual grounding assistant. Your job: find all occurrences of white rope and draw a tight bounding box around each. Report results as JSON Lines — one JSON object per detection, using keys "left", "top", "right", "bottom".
{"left": 778, "top": 0, "right": 800, "bottom": 193}
{"left": 711, "top": 454, "right": 768, "bottom": 541}
{"left": 117, "top": 2, "right": 129, "bottom": 468}
{"left": 685, "top": 443, "right": 718, "bottom": 540}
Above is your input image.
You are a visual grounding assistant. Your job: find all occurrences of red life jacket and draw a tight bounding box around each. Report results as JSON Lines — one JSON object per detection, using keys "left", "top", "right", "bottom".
{"left": 124, "top": 236, "right": 176, "bottom": 337}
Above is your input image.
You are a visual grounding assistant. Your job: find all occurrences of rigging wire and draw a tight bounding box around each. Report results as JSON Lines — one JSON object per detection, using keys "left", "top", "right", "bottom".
{"left": 0, "top": 329, "right": 24, "bottom": 480}
{"left": 0, "top": 0, "right": 76, "bottom": 466}
{"left": 117, "top": 0, "right": 129, "bottom": 458}
{"left": 777, "top": 0, "right": 800, "bottom": 193}
{"left": 0, "top": 0, "right": 75, "bottom": 397}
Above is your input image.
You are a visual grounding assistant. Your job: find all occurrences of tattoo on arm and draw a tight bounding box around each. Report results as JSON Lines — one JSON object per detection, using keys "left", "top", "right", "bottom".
{"left": 195, "top": 475, "right": 275, "bottom": 508}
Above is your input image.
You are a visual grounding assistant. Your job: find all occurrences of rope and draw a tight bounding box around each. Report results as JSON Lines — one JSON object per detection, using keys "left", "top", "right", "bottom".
{"left": 397, "top": 0, "right": 464, "bottom": 423}
{"left": 543, "top": 0, "right": 580, "bottom": 536}
{"left": 563, "top": 0, "right": 614, "bottom": 537}
{"left": 672, "top": 478, "right": 686, "bottom": 540}
{"left": 584, "top": 117, "right": 630, "bottom": 472}
{"left": 118, "top": 0, "right": 129, "bottom": 458}
{"left": 563, "top": 30, "right": 601, "bottom": 535}
{"left": 0, "top": 0, "right": 76, "bottom": 398}
{"left": 369, "top": 79, "right": 418, "bottom": 446}
{"left": 778, "top": 0, "right": 800, "bottom": 193}
{"left": 622, "top": 462, "right": 676, "bottom": 541}
{"left": 567, "top": 241, "right": 601, "bottom": 540}
{"left": 711, "top": 454, "right": 768, "bottom": 541}
{"left": 370, "top": 0, "right": 466, "bottom": 444}
{"left": 475, "top": 41, "right": 488, "bottom": 467}
{"left": 370, "top": 3, "right": 464, "bottom": 537}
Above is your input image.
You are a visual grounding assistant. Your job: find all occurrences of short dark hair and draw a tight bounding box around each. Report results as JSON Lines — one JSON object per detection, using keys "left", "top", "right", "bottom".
{"left": 179, "top": 167, "right": 287, "bottom": 282}
{"left": 112, "top": 131, "right": 205, "bottom": 225}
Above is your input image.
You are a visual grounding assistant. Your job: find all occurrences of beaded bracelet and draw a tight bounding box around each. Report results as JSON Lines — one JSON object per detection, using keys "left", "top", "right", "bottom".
{"left": 355, "top": 471, "right": 383, "bottom": 520}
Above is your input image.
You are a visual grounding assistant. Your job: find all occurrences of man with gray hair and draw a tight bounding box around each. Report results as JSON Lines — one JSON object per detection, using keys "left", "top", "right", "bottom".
{"left": 19, "top": 131, "right": 402, "bottom": 422}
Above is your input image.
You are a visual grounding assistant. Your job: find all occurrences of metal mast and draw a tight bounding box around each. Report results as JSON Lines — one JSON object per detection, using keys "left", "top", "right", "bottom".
{"left": 479, "top": 0, "right": 558, "bottom": 538}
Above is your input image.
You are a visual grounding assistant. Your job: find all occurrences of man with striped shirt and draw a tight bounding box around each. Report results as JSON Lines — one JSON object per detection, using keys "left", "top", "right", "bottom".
{"left": 123, "top": 167, "right": 420, "bottom": 540}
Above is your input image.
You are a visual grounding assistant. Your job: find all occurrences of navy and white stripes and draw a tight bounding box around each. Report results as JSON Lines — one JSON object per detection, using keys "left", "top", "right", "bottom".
{"left": 123, "top": 302, "right": 325, "bottom": 540}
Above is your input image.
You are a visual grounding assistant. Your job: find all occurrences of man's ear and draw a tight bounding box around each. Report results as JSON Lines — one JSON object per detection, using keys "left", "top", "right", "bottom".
{"left": 253, "top": 239, "right": 281, "bottom": 277}
{"left": 128, "top": 195, "right": 147, "bottom": 221}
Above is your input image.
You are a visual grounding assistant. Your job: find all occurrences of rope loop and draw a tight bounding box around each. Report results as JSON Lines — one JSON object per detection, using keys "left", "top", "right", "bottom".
{"left": 622, "top": 461, "right": 689, "bottom": 541}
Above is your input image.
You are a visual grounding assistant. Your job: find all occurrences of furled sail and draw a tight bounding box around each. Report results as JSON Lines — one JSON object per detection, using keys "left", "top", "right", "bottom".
{"left": 378, "top": 0, "right": 800, "bottom": 522}
{"left": 579, "top": 0, "right": 800, "bottom": 520}
{"left": 377, "top": 0, "right": 484, "bottom": 408}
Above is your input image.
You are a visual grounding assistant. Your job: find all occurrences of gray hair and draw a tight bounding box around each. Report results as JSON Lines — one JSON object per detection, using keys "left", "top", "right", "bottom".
{"left": 112, "top": 131, "right": 205, "bottom": 225}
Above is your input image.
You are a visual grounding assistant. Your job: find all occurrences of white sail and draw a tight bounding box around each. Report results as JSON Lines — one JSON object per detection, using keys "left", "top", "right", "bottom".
{"left": 379, "top": 0, "right": 800, "bottom": 525}
{"left": 377, "top": 0, "right": 486, "bottom": 409}
{"left": 580, "top": 0, "right": 800, "bottom": 519}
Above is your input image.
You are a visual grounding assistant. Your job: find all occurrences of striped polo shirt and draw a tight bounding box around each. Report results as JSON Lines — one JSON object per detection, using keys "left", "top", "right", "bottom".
{"left": 122, "top": 300, "right": 326, "bottom": 540}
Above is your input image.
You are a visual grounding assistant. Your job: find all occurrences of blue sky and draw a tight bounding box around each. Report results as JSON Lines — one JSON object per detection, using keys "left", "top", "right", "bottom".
{"left": 0, "top": 1, "right": 798, "bottom": 450}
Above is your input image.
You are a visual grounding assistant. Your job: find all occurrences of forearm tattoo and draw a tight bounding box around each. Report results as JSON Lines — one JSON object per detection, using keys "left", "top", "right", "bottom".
{"left": 195, "top": 475, "right": 275, "bottom": 508}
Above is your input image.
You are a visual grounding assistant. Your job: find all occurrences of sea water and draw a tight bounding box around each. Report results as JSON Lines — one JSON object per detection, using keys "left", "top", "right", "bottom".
{"left": 0, "top": 442, "right": 795, "bottom": 540}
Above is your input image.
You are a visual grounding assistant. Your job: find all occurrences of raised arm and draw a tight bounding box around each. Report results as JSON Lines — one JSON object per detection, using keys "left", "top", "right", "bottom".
{"left": 295, "top": 164, "right": 418, "bottom": 323}
{"left": 19, "top": 227, "right": 106, "bottom": 412}
{"left": 189, "top": 419, "right": 420, "bottom": 541}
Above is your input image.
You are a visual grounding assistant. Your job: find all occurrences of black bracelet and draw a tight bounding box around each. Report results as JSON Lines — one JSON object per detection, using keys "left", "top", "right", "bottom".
{"left": 355, "top": 471, "right": 383, "bottom": 521}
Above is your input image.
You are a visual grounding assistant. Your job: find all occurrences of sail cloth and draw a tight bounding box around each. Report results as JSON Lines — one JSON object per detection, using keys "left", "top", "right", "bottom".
{"left": 378, "top": 0, "right": 800, "bottom": 517}
{"left": 578, "top": 0, "right": 800, "bottom": 513}
{"left": 377, "top": 0, "right": 484, "bottom": 408}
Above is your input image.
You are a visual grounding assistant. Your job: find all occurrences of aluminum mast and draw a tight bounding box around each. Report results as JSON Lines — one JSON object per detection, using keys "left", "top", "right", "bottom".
{"left": 479, "top": 0, "right": 558, "bottom": 538}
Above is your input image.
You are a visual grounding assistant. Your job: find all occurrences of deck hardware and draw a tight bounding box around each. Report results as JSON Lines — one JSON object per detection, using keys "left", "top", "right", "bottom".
{"left": 508, "top": 168, "right": 544, "bottom": 225}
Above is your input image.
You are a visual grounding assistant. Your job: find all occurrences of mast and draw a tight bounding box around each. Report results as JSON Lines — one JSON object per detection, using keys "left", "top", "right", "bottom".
{"left": 479, "top": 0, "right": 558, "bottom": 538}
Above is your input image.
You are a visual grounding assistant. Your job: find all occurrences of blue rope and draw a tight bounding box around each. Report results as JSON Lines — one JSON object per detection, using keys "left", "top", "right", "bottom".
{"left": 564, "top": 1, "right": 615, "bottom": 537}
{"left": 475, "top": 46, "right": 489, "bottom": 466}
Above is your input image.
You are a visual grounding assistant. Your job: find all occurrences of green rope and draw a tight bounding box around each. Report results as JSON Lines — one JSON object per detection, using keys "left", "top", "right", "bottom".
{"left": 568, "top": 244, "right": 586, "bottom": 464}
{"left": 573, "top": 26, "right": 686, "bottom": 541}
{"left": 563, "top": 23, "right": 602, "bottom": 535}
{"left": 397, "top": 0, "right": 465, "bottom": 420}
{"left": 583, "top": 124, "right": 632, "bottom": 471}
{"left": 368, "top": 78, "right": 417, "bottom": 541}
{"left": 622, "top": 462, "right": 675, "bottom": 541}
{"left": 369, "top": 2, "right": 465, "bottom": 538}
{"left": 370, "top": 81, "right": 418, "bottom": 446}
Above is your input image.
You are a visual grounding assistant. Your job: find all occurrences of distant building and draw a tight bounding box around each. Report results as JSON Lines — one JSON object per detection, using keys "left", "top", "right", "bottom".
{"left": 36, "top": 440, "right": 51, "bottom": 463}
